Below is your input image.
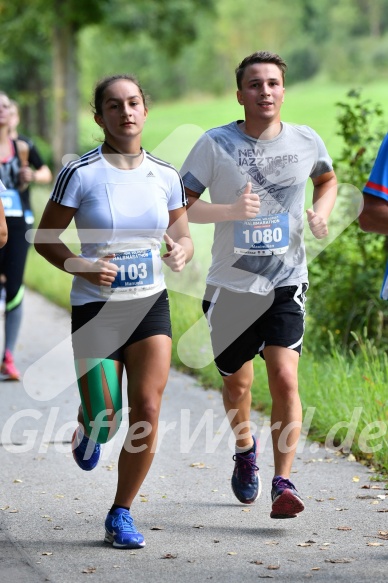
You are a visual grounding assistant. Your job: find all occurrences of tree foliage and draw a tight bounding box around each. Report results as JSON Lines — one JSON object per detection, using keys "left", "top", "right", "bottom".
{"left": 306, "top": 90, "right": 388, "bottom": 352}
{"left": 0, "top": 0, "right": 214, "bottom": 170}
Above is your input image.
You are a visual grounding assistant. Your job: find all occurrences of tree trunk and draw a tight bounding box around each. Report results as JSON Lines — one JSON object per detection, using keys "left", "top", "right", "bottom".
{"left": 52, "top": 15, "right": 79, "bottom": 175}
{"left": 368, "top": 0, "right": 382, "bottom": 37}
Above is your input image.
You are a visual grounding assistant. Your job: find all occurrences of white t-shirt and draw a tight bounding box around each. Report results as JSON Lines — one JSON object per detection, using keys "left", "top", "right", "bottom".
{"left": 51, "top": 147, "right": 186, "bottom": 305}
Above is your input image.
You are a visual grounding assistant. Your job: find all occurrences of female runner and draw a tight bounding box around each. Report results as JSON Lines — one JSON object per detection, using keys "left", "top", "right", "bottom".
{"left": 0, "top": 90, "right": 51, "bottom": 380}
{"left": 35, "top": 75, "right": 193, "bottom": 549}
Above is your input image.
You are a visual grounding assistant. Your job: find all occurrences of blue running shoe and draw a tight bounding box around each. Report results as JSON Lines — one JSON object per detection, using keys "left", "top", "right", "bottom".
{"left": 104, "top": 508, "right": 145, "bottom": 549}
{"left": 231, "top": 435, "right": 261, "bottom": 504}
{"left": 72, "top": 427, "right": 101, "bottom": 471}
{"left": 270, "top": 475, "right": 305, "bottom": 518}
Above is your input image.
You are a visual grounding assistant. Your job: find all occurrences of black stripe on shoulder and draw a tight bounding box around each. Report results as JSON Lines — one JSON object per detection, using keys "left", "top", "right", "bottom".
{"left": 178, "top": 173, "right": 187, "bottom": 206}
{"left": 52, "top": 150, "right": 101, "bottom": 204}
{"left": 145, "top": 151, "right": 175, "bottom": 170}
{"left": 145, "top": 151, "right": 187, "bottom": 206}
{"left": 80, "top": 147, "right": 99, "bottom": 159}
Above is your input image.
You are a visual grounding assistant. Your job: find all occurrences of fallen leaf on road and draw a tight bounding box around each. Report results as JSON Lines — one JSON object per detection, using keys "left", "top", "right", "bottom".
{"left": 41, "top": 552, "right": 53, "bottom": 556}
{"left": 325, "top": 558, "right": 353, "bottom": 563}
{"left": 352, "top": 476, "right": 360, "bottom": 482}
{"left": 336, "top": 526, "right": 352, "bottom": 531}
{"left": 376, "top": 508, "right": 388, "bottom": 513}
{"left": 311, "top": 567, "right": 320, "bottom": 571}
{"left": 227, "top": 552, "right": 237, "bottom": 555}
{"left": 378, "top": 531, "right": 388, "bottom": 538}
{"left": 367, "top": 542, "right": 383, "bottom": 547}
{"left": 150, "top": 526, "right": 164, "bottom": 530}
{"left": 161, "top": 553, "right": 177, "bottom": 559}
{"left": 297, "top": 543, "right": 311, "bottom": 547}
{"left": 190, "top": 462, "right": 206, "bottom": 469}
{"left": 82, "top": 567, "right": 97, "bottom": 574}
{"left": 13, "top": 479, "right": 23, "bottom": 483}
{"left": 267, "top": 564, "right": 280, "bottom": 570}
{"left": 250, "top": 560, "right": 264, "bottom": 565}
{"left": 193, "top": 525, "right": 204, "bottom": 529}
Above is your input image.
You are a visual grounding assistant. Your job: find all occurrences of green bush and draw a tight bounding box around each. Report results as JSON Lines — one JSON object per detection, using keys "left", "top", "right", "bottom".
{"left": 307, "top": 89, "right": 388, "bottom": 351}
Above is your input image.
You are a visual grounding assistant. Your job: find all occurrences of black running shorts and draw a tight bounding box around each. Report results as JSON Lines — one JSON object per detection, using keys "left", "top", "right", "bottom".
{"left": 71, "top": 289, "right": 171, "bottom": 361}
{"left": 202, "top": 284, "right": 308, "bottom": 376}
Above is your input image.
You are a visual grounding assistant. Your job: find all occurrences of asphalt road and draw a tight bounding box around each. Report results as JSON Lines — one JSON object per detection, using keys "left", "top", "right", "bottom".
{"left": 0, "top": 289, "right": 387, "bottom": 583}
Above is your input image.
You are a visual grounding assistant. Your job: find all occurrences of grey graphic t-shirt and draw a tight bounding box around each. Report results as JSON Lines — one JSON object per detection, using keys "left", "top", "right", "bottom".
{"left": 181, "top": 121, "right": 333, "bottom": 294}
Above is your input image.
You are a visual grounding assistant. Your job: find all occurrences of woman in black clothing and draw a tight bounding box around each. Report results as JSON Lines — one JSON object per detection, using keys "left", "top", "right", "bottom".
{"left": 0, "top": 91, "right": 51, "bottom": 380}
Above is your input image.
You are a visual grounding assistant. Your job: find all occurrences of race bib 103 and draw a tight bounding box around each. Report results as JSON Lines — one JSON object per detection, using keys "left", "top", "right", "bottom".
{"left": 111, "top": 249, "right": 155, "bottom": 290}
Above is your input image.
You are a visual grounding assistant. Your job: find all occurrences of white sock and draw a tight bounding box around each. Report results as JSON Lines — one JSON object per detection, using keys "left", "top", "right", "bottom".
{"left": 235, "top": 439, "right": 254, "bottom": 454}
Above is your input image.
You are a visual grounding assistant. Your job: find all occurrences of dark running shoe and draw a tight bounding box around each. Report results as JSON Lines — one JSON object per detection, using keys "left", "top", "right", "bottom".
{"left": 231, "top": 434, "right": 261, "bottom": 504}
{"left": 270, "top": 475, "right": 305, "bottom": 518}
{"left": 104, "top": 508, "right": 145, "bottom": 549}
{"left": 71, "top": 427, "right": 101, "bottom": 471}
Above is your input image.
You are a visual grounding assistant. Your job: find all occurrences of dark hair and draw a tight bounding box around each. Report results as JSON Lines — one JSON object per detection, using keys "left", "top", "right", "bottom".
{"left": 91, "top": 74, "right": 148, "bottom": 116}
{"left": 235, "top": 51, "right": 287, "bottom": 89}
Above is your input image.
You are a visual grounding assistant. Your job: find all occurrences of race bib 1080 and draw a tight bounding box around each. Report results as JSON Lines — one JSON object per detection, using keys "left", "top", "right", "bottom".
{"left": 234, "top": 213, "right": 289, "bottom": 256}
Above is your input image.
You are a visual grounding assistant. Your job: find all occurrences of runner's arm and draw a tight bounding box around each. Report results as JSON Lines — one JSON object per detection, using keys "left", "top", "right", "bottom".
{"left": 34, "top": 200, "right": 117, "bottom": 287}
{"left": 186, "top": 183, "right": 260, "bottom": 224}
{"left": 162, "top": 206, "right": 194, "bottom": 272}
{"left": 0, "top": 200, "right": 7, "bottom": 248}
{"left": 307, "top": 170, "right": 337, "bottom": 239}
{"left": 359, "top": 194, "right": 388, "bottom": 235}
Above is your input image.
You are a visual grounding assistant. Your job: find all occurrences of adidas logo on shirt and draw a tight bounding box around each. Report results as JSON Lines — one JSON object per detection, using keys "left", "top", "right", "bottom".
{"left": 146, "top": 171, "right": 155, "bottom": 178}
